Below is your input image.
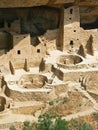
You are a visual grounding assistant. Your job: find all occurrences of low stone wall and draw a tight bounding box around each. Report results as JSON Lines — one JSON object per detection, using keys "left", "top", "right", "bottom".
{"left": 63, "top": 70, "right": 98, "bottom": 83}
{"left": 0, "top": 122, "right": 22, "bottom": 130}
{"left": 57, "top": 63, "right": 87, "bottom": 70}
{"left": 5, "top": 85, "right": 50, "bottom": 102}
{"left": 11, "top": 103, "right": 45, "bottom": 115}
{"left": 53, "top": 66, "right": 98, "bottom": 90}
{"left": 88, "top": 91, "right": 98, "bottom": 102}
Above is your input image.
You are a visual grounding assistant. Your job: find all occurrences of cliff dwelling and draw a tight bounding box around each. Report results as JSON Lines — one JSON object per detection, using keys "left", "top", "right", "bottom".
{"left": 0, "top": 0, "right": 98, "bottom": 130}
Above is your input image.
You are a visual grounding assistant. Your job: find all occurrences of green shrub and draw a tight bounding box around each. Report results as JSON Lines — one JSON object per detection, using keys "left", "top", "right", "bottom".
{"left": 62, "top": 97, "right": 68, "bottom": 104}
{"left": 76, "top": 122, "right": 93, "bottom": 130}
{"left": 53, "top": 117, "right": 69, "bottom": 130}
{"left": 23, "top": 121, "right": 33, "bottom": 130}
{"left": 38, "top": 113, "right": 69, "bottom": 130}
{"left": 69, "top": 118, "right": 79, "bottom": 128}
{"left": 38, "top": 113, "right": 53, "bottom": 130}
{"left": 23, "top": 126, "right": 32, "bottom": 130}
{"left": 23, "top": 121, "right": 30, "bottom": 127}
{"left": 49, "top": 101, "right": 54, "bottom": 105}
{"left": 93, "top": 112, "right": 98, "bottom": 122}
{"left": 9, "top": 126, "right": 16, "bottom": 130}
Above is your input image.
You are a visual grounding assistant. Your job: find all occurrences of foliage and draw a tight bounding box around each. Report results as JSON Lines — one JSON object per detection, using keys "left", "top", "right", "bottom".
{"left": 38, "top": 113, "right": 53, "bottom": 130}
{"left": 53, "top": 117, "right": 69, "bottom": 130}
{"left": 38, "top": 113, "right": 69, "bottom": 130}
{"left": 62, "top": 97, "right": 68, "bottom": 104}
{"left": 23, "top": 121, "right": 30, "bottom": 127}
{"left": 49, "top": 101, "right": 54, "bottom": 105}
{"left": 93, "top": 112, "right": 98, "bottom": 122}
{"left": 9, "top": 114, "right": 94, "bottom": 130}
{"left": 69, "top": 118, "right": 93, "bottom": 130}
{"left": 49, "top": 97, "right": 68, "bottom": 106}
{"left": 23, "top": 121, "right": 33, "bottom": 130}
{"left": 9, "top": 126, "right": 17, "bottom": 130}
{"left": 76, "top": 122, "right": 93, "bottom": 130}
{"left": 69, "top": 118, "right": 79, "bottom": 128}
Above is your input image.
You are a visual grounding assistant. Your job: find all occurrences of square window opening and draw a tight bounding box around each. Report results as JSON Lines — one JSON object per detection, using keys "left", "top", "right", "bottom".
{"left": 37, "top": 49, "right": 40, "bottom": 53}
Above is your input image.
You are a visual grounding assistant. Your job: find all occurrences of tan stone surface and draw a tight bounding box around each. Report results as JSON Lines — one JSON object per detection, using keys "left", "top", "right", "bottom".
{"left": 0, "top": 0, "right": 74, "bottom": 7}
{"left": 0, "top": 1, "right": 98, "bottom": 129}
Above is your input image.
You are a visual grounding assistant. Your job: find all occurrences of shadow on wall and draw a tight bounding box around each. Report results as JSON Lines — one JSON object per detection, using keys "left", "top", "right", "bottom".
{"left": 0, "top": 6, "right": 60, "bottom": 37}
{"left": 0, "top": 96, "right": 6, "bottom": 112}
{"left": 81, "top": 19, "right": 98, "bottom": 30}
{"left": 0, "top": 32, "right": 12, "bottom": 56}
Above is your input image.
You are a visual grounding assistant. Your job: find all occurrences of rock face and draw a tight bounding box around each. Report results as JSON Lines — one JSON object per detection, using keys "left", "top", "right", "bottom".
{"left": 79, "top": 0, "right": 98, "bottom": 6}
{"left": 80, "top": 6, "right": 98, "bottom": 28}
{"left": 0, "top": 0, "right": 74, "bottom": 7}
{"left": 0, "top": 7, "right": 59, "bottom": 37}
{"left": 0, "top": 0, "right": 98, "bottom": 8}
{"left": 0, "top": 1, "right": 97, "bottom": 33}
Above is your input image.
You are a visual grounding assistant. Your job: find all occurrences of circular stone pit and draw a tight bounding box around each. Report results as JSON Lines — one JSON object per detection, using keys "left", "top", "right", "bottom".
{"left": 57, "top": 54, "right": 83, "bottom": 69}
{"left": 18, "top": 74, "right": 48, "bottom": 89}
{"left": 59, "top": 55, "right": 83, "bottom": 65}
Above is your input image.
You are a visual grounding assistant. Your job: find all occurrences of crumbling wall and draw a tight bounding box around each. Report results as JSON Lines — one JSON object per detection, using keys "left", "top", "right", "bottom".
{"left": 62, "top": 70, "right": 98, "bottom": 91}
{"left": 53, "top": 66, "right": 98, "bottom": 91}
{"left": 0, "top": 0, "right": 74, "bottom": 8}
{"left": 4, "top": 33, "right": 46, "bottom": 69}
{"left": 11, "top": 34, "right": 31, "bottom": 68}
{"left": 39, "top": 29, "right": 59, "bottom": 53}
{"left": 79, "top": 28, "right": 98, "bottom": 53}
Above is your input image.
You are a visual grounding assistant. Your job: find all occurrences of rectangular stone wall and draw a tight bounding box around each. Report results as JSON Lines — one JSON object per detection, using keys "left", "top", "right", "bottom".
{"left": 63, "top": 70, "right": 98, "bottom": 91}
{"left": 63, "top": 6, "right": 80, "bottom": 51}
{"left": 5, "top": 85, "right": 49, "bottom": 102}
{"left": 53, "top": 66, "right": 98, "bottom": 91}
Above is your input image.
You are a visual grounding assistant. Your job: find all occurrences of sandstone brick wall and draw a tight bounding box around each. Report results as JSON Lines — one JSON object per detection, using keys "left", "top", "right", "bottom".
{"left": 5, "top": 85, "right": 49, "bottom": 102}
{"left": 53, "top": 66, "right": 98, "bottom": 91}
{"left": 63, "top": 6, "right": 80, "bottom": 51}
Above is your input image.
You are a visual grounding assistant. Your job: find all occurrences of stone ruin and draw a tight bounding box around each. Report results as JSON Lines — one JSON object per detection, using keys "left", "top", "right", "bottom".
{"left": 0, "top": 0, "right": 97, "bottom": 129}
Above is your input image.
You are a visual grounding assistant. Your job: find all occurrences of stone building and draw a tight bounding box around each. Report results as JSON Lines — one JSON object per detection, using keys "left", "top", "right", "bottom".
{"left": 63, "top": 6, "right": 80, "bottom": 51}
{"left": 0, "top": 0, "right": 97, "bottom": 67}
